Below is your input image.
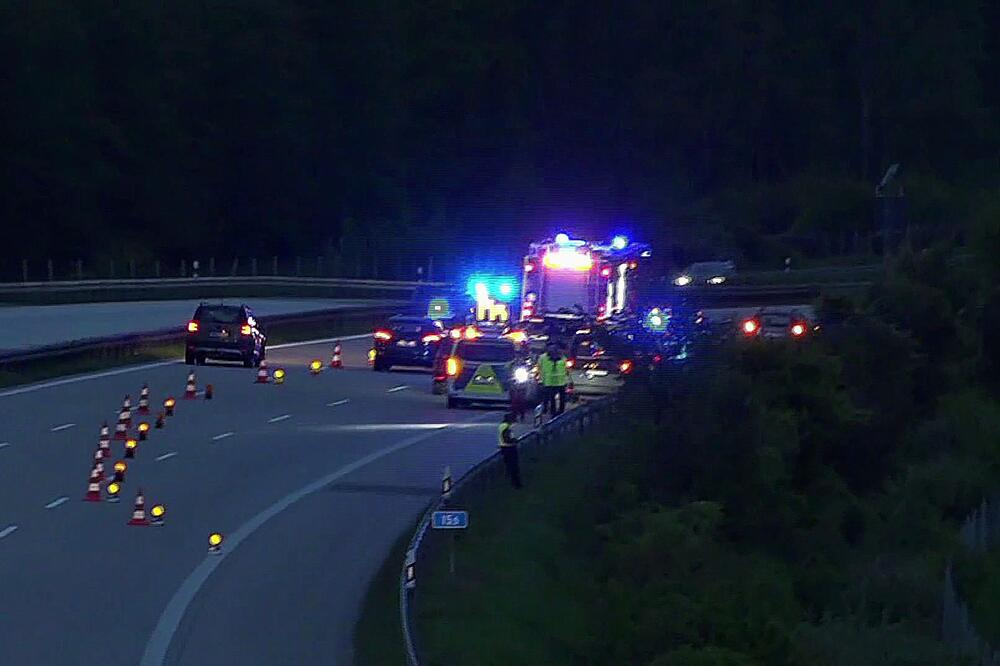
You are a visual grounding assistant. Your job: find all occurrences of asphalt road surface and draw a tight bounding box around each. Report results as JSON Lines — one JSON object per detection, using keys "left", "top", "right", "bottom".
{"left": 0, "top": 298, "right": 401, "bottom": 351}
{"left": 0, "top": 337, "right": 501, "bottom": 666}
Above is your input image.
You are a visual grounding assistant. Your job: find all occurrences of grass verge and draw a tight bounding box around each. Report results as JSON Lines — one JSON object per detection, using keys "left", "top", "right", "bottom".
{"left": 354, "top": 431, "right": 608, "bottom": 666}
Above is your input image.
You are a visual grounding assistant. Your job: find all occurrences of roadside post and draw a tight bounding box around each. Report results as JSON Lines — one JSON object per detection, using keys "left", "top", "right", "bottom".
{"left": 441, "top": 466, "right": 452, "bottom": 501}
{"left": 432, "top": 510, "right": 469, "bottom": 575}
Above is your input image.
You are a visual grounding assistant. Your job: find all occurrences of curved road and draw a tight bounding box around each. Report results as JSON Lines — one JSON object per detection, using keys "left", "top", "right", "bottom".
{"left": 0, "top": 338, "right": 500, "bottom": 665}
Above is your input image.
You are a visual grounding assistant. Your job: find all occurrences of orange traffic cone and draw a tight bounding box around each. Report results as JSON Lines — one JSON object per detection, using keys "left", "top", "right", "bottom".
{"left": 83, "top": 470, "right": 102, "bottom": 502}
{"left": 93, "top": 450, "right": 105, "bottom": 480}
{"left": 330, "top": 342, "right": 343, "bottom": 368}
{"left": 138, "top": 385, "right": 151, "bottom": 414}
{"left": 99, "top": 422, "right": 111, "bottom": 457}
{"left": 183, "top": 372, "right": 197, "bottom": 400}
{"left": 127, "top": 488, "right": 150, "bottom": 526}
{"left": 114, "top": 412, "right": 128, "bottom": 441}
{"left": 256, "top": 361, "right": 269, "bottom": 384}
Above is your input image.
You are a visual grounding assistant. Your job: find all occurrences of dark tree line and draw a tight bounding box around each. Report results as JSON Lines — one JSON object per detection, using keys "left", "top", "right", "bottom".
{"left": 2, "top": 1, "right": 998, "bottom": 276}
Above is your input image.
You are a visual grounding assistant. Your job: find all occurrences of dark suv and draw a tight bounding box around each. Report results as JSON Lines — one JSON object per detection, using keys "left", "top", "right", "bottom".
{"left": 371, "top": 315, "right": 445, "bottom": 371}
{"left": 185, "top": 303, "right": 266, "bottom": 367}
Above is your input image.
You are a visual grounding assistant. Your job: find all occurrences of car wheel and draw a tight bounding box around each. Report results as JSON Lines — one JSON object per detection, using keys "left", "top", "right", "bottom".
{"left": 446, "top": 396, "right": 461, "bottom": 409}
{"left": 432, "top": 381, "right": 446, "bottom": 395}
{"left": 184, "top": 351, "right": 195, "bottom": 365}
{"left": 196, "top": 353, "right": 207, "bottom": 366}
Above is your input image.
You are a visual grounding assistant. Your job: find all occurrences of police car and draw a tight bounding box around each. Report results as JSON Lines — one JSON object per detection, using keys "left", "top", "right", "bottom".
{"left": 443, "top": 331, "right": 536, "bottom": 409}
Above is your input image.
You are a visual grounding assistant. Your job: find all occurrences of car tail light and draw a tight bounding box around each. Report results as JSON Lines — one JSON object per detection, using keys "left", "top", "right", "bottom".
{"left": 790, "top": 322, "right": 806, "bottom": 337}
{"left": 374, "top": 329, "right": 393, "bottom": 341}
{"left": 600, "top": 266, "right": 612, "bottom": 278}
{"left": 463, "top": 327, "right": 481, "bottom": 340}
{"left": 653, "top": 354, "right": 662, "bottom": 364}
{"left": 240, "top": 324, "right": 252, "bottom": 336}
{"left": 619, "top": 360, "right": 633, "bottom": 374}
{"left": 433, "top": 375, "right": 446, "bottom": 382}
{"left": 741, "top": 318, "right": 760, "bottom": 336}
{"left": 422, "top": 333, "right": 442, "bottom": 343}
{"left": 449, "top": 328, "right": 463, "bottom": 339}
{"left": 446, "top": 357, "right": 460, "bottom": 377}
{"left": 565, "top": 358, "right": 575, "bottom": 369}
{"left": 187, "top": 321, "right": 199, "bottom": 333}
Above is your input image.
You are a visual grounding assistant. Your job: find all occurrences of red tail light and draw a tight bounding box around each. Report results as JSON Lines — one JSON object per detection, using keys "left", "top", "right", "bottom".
{"left": 600, "top": 266, "right": 612, "bottom": 278}
{"left": 619, "top": 360, "right": 633, "bottom": 374}
{"left": 187, "top": 321, "right": 199, "bottom": 333}
{"left": 790, "top": 322, "right": 806, "bottom": 337}
{"left": 741, "top": 318, "right": 760, "bottom": 336}
{"left": 565, "top": 358, "right": 575, "bottom": 369}
{"left": 449, "top": 327, "right": 463, "bottom": 339}
{"left": 653, "top": 354, "right": 663, "bottom": 364}
{"left": 240, "top": 324, "right": 252, "bottom": 336}
{"left": 374, "top": 329, "right": 393, "bottom": 341}
{"left": 422, "top": 333, "right": 442, "bottom": 343}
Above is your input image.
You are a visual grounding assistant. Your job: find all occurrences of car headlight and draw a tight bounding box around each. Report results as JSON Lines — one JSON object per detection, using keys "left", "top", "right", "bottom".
{"left": 513, "top": 367, "right": 530, "bottom": 383}
{"left": 674, "top": 275, "right": 692, "bottom": 286}
{"left": 707, "top": 276, "right": 726, "bottom": 285}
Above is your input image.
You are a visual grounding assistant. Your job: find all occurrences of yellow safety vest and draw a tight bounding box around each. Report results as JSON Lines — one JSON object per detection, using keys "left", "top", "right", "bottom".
{"left": 539, "top": 353, "right": 568, "bottom": 387}
{"left": 498, "top": 421, "right": 515, "bottom": 448}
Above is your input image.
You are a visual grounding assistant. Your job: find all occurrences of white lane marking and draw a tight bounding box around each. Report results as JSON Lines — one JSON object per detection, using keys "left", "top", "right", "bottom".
{"left": 211, "top": 432, "right": 235, "bottom": 442}
{"left": 155, "top": 451, "right": 178, "bottom": 462}
{"left": 139, "top": 411, "right": 494, "bottom": 666}
{"left": 386, "top": 385, "right": 409, "bottom": 393}
{"left": 44, "top": 497, "right": 70, "bottom": 509}
{"left": 0, "top": 442, "right": 10, "bottom": 450}
{"left": 327, "top": 399, "right": 350, "bottom": 407}
{"left": 0, "top": 333, "right": 373, "bottom": 399}
{"left": 50, "top": 423, "right": 76, "bottom": 432}
{"left": 0, "top": 525, "right": 18, "bottom": 539}
{"left": 300, "top": 423, "right": 494, "bottom": 432}
{"left": 267, "top": 414, "right": 291, "bottom": 423}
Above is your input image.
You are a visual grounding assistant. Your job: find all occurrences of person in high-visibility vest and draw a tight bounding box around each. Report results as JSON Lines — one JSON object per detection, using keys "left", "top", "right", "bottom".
{"left": 538, "top": 342, "right": 569, "bottom": 416}
{"left": 498, "top": 412, "right": 522, "bottom": 488}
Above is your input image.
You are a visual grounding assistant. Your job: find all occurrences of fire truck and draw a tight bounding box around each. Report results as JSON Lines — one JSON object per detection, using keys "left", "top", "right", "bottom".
{"left": 519, "top": 233, "right": 651, "bottom": 322}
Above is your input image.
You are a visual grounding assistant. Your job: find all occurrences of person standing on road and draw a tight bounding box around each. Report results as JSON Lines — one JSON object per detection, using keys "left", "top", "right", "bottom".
{"left": 498, "top": 412, "right": 522, "bottom": 488}
{"left": 538, "top": 342, "right": 569, "bottom": 416}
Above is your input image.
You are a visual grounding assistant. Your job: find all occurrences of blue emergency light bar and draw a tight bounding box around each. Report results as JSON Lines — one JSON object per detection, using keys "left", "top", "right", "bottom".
{"left": 466, "top": 274, "right": 519, "bottom": 302}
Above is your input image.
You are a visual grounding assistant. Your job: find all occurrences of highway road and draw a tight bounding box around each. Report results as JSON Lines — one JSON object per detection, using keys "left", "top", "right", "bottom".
{"left": 0, "top": 336, "right": 500, "bottom": 666}
{"left": 0, "top": 298, "right": 402, "bottom": 351}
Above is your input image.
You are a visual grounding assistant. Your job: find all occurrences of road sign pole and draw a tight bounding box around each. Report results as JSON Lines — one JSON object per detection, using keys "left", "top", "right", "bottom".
{"left": 449, "top": 533, "right": 456, "bottom": 575}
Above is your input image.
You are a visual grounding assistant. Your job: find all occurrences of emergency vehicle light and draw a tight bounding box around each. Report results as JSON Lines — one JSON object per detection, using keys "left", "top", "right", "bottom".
{"left": 446, "top": 357, "right": 460, "bottom": 376}
{"left": 543, "top": 249, "right": 593, "bottom": 271}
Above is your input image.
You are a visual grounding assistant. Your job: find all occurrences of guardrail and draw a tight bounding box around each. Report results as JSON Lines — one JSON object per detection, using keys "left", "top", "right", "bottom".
{"left": 398, "top": 396, "right": 617, "bottom": 665}
{"left": 0, "top": 304, "right": 396, "bottom": 370}
{"left": 0, "top": 275, "right": 448, "bottom": 294}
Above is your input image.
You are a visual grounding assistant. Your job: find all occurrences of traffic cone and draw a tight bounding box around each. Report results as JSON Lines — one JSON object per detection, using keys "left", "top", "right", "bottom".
{"left": 93, "top": 450, "right": 105, "bottom": 481}
{"left": 204, "top": 384, "right": 213, "bottom": 400}
{"left": 330, "top": 342, "right": 343, "bottom": 368}
{"left": 155, "top": 412, "right": 165, "bottom": 429}
{"left": 183, "top": 372, "right": 197, "bottom": 400}
{"left": 99, "top": 422, "right": 111, "bottom": 457}
{"left": 114, "top": 413, "right": 128, "bottom": 441}
{"left": 84, "top": 470, "right": 102, "bottom": 502}
{"left": 256, "top": 361, "right": 269, "bottom": 384}
{"left": 122, "top": 394, "right": 132, "bottom": 412}
{"left": 138, "top": 385, "right": 151, "bottom": 414}
{"left": 127, "top": 488, "right": 150, "bottom": 526}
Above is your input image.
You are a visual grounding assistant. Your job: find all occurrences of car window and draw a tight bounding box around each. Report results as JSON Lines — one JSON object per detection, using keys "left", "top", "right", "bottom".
{"left": 195, "top": 305, "right": 244, "bottom": 324}
{"left": 456, "top": 341, "right": 515, "bottom": 363}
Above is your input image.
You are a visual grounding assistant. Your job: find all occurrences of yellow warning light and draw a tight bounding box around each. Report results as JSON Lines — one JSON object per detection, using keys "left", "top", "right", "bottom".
{"left": 273, "top": 369, "right": 286, "bottom": 382}
{"left": 108, "top": 482, "right": 121, "bottom": 495}
{"left": 114, "top": 461, "right": 127, "bottom": 473}
{"left": 125, "top": 438, "right": 137, "bottom": 450}
{"left": 164, "top": 398, "right": 176, "bottom": 408}
{"left": 208, "top": 532, "right": 224, "bottom": 547}
{"left": 151, "top": 505, "right": 165, "bottom": 518}
{"left": 138, "top": 422, "right": 150, "bottom": 433}
{"left": 310, "top": 359, "right": 322, "bottom": 372}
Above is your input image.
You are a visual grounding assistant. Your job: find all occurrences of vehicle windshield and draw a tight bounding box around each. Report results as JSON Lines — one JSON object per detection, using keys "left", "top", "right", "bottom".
{"left": 456, "top": 341, "right": 515, "bottom": 363}
{"left": 195, "top": 306, "right": 243, "bottom": 324}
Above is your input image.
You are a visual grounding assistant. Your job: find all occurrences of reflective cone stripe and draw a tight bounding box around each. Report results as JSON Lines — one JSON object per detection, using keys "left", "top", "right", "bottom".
{"left": 127, "top": 490, "right": 150, "bottom": 526}
{"left": 84, "top": 476, "right": 101, "bottom": 502}
{"left": 138, "top": 386, "right": 151, "bottom": 413}
{"left": 256, "top": 366, "right": 269, "bottom": 383}
{"left": 330, "top": 342, "right": 343, "bottom": 368}
{"left": 122, "top": 395, "right": 131, "bottom": 410}
{"left": 99, "top": 436, "right": 111, "bottom": 457}
{"left": 114, "top": 420, "right": 127, "bottom": 441}
{"left": 184, "top": 373, "right": 197, "bottom": 399}
{"left": 122, "top": 408, "right": 132, "bottom": 427}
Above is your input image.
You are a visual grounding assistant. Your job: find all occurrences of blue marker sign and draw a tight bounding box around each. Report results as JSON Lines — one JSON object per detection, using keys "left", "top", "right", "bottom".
{"left": 432, "top": 510, "right": 469, "bottom": 530}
